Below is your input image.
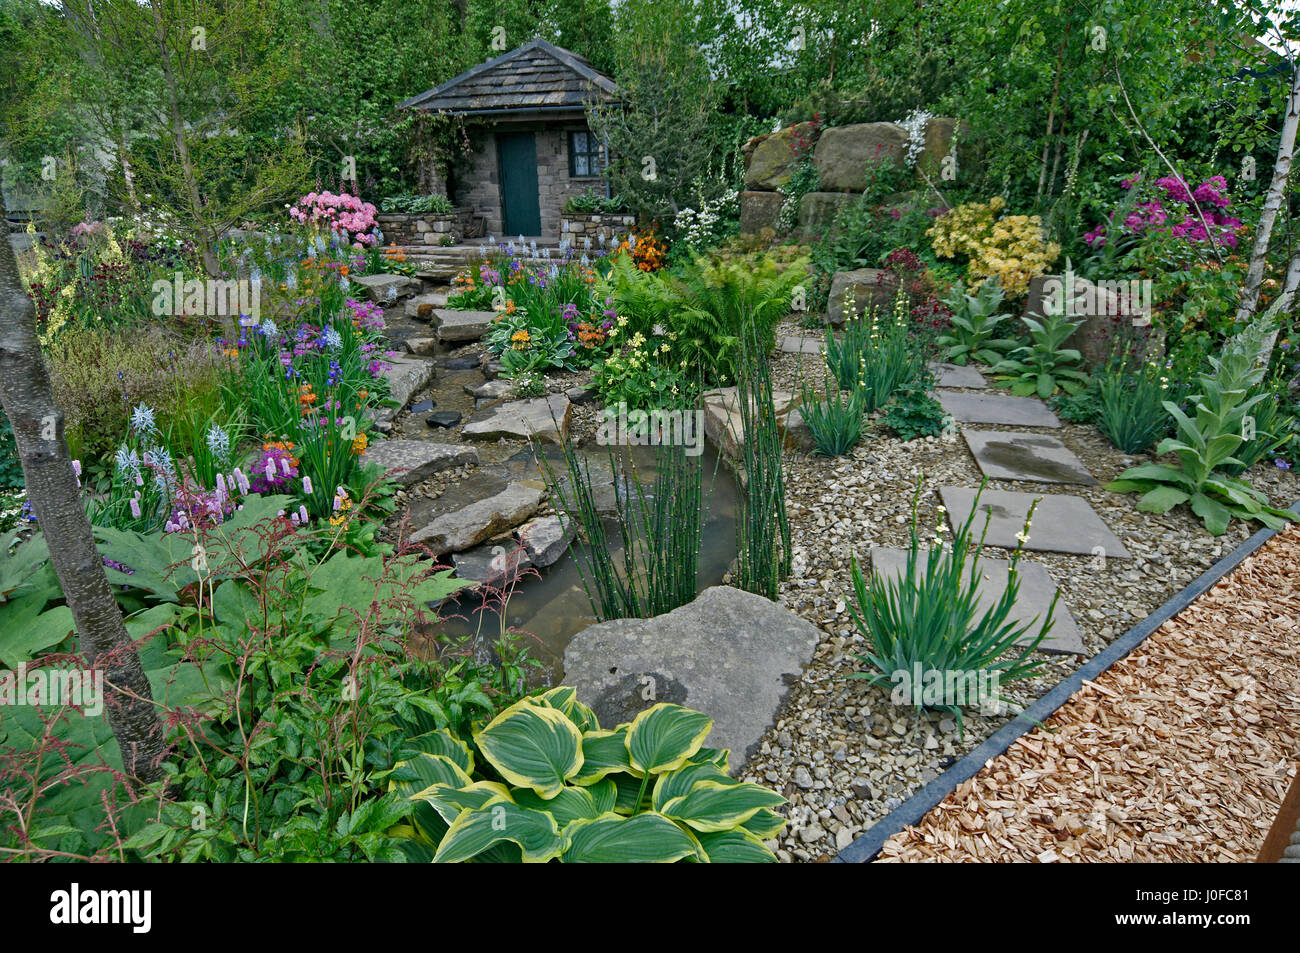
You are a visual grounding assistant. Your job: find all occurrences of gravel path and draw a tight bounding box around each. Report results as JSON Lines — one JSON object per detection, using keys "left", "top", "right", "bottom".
{"left": 737, "top": 321, "right": 1299, "bottom": 862}
{"left": 875, "top": 522, "right": 1300, "bottom": 862}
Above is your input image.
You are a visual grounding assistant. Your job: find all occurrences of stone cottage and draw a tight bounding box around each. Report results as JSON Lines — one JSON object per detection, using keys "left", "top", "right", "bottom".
{"left": 399, "top": 38, "right": 621, "bottom": 240}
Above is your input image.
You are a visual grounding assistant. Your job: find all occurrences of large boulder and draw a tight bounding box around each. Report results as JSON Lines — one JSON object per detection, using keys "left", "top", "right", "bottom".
{"left": 918, "top": 117, "right": 960, "bottom": 180}
{"left": 826, "top": 268, "right": 898, "bottom": 325}
{"left": 361, "top": 440, "right": 478, "bottom": 486}
{"left": 517, "top": 514, "right": 577, "bottom": 568}
{"left": 743, "top": 121, "right": 819, "bottom": 191}
{"left": 740, "top": 191, "right": 786, "bottom": 236}
{"left": 797, "top": 191, "right": 854, "bottom": 237}
{"left": 814, "top": 122, "right": 908, "bottom": 192}
{"left": 702, "top": 387, "right": 814, "bottom": 459}
{"left": 563, "top": 586, "right": 822, "bottom": 774}
{"left": 462, "top": 394, "right": 572, "bottom": 444}
{"left": 410, "top": 481, "right": 544, "bottom": 553}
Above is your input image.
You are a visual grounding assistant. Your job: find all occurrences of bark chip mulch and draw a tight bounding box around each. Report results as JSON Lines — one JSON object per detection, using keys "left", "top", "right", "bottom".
{"left": 877, "top": 523, "right": 1300, "bottom": 863}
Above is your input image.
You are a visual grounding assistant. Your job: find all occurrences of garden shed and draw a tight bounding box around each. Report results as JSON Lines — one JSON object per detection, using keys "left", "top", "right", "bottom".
{"left": 399, "top": 38, "right": 621, "bottom": 241}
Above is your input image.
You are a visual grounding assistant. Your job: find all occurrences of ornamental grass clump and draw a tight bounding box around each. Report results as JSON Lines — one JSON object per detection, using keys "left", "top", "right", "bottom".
{"left": 799, "top": 373, "right": 866, "bottom": 456}
{"left": 846, "top": 477, "right": 1054, "bottom": 735}
{"left": 824, "top": 288, "right": 923, "bottom": 411}
{"left": 1095, "top": 351, "right": 1176, "bottom": 453}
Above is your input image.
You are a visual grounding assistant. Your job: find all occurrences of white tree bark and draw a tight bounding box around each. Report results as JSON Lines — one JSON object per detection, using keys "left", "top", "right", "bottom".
{"left": 0, "top": 194, "right": 166, "bottom": 787}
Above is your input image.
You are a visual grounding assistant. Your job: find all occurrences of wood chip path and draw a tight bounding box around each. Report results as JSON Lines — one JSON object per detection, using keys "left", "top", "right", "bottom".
{"left": 877, "top": 524, "right": 1300, "bottom": 862}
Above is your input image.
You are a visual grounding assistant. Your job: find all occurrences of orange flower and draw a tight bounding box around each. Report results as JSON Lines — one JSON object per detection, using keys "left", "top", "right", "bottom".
{"left": 339, "top": 265, "right": 350, "bottom": 277}
{"left": 350, "top": 433, "right": 368, "bottom": 455}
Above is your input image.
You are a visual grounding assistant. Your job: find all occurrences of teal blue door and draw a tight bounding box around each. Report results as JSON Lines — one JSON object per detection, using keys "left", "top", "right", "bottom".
{"left": 498, "top": 132, "right": 541, "bottom": 236}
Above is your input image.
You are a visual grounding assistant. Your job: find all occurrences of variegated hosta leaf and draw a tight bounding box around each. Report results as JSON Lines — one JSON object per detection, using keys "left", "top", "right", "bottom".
{"left": 474, "top": 698, "right": 584, "bottom": 798}
{"left": 658, "top": 779, "right": 786, "bottom": 833}
{"left": 651, "top": 760, "right": 735, "bottom": 812}
{"left": 512, "top": 785, "right": 604, "bottom": 827}
{"left": 626, "top": 703, "right": 712, "bottom": 775}
{"left": 571, "top": 728, "right": 637, "bottom": 785}
{"left": 391, "top": 752, "right": 472, "bottom": 798}
{"left": 692, "top": 829, "right": 779, "bottom": 863}
{"left": 740, "top": 807, "right": 787, "bottom": 840}
{"left": 534, "top": 686, "right": 600, "bottom": 733}
{"left": 561, "top": 812, "right": 697, "bottom": 863}
{"left": 414, "top": 780, "right": 513, "bottom": 826}
{"left": 433, "top": 798, "right": 566, "bottom": 863}
{"left": 403, "top": 729, "right": 474, "bottom": 774}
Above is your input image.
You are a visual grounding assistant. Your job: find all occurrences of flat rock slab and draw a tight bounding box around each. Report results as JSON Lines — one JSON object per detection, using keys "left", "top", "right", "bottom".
{"left": 404, "top": 336, "right": 437, "bottom": 356}
{"left": 465, "top": 378, "right": 511, "bottom": 400}
{"left": 432, "top": 308, "right": 494, "bottom": 343}
{"left": 361, "top": 441, "right": 478, "bottom": 486}
{"left": 380, "top": 356, "right": 435, "bottom": 411}
{"left": 563, "top": 586, "right": 822, "bottom": 774}
{"left": 411, "top": 481, "right": 544, "bottom": 553}
{"left": 703, "top": 387, "right": 813, "bottom": 458}
{"left": 870, "top": 548, "right": 1085, "bottom": 655}
{"left": 929, "top": 362, "right": 987, "bottom": 389}
{"left": 963, "top": 430, "right": 1096, "bottom": 485}
{"left": 354, "top": 273, "right": 416, "bottom": 302}
{"left": 938, "top": 487, "right": 1130, "bottom": 558}
{"left": 426, "top": 411, "right": 462, "bottom": 429}
{"left": 935, "top": 390, "right": 1060, "bottom": 428}
{"left": 779, "top": 334, "right": 824, "bottom": 355}
{"left": 404, "top": 292, "right": 448, "bottom": 320}
{"left": 517, "top": 514, "right": 576, "bottom": 567}
{"left": 463, "top": 394, "right": 571, "bottom": 444}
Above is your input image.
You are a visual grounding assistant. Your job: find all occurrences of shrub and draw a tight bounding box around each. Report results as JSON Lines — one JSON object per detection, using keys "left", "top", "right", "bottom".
{"left": 564, "top": 187, "right": 628, "bottom": 215}
{"left": 391, "top": 690, "right": 785, "bottom": 862}
{"left": 928, "top": 197, "right": 1059, "bottom": 296}
{"left": 846, "top": 478, "right": 1052, "bottom": 735}
{"left": 1218, "top": 374, "right": 1296, "bottom": 476}
{"left": 380, "top": 194, "right": 454, "bottom": 215}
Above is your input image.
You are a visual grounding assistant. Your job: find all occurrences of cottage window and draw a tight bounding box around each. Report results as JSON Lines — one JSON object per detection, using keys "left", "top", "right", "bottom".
{"left": 569, "top": 130, "right": 604, "bottom": 178}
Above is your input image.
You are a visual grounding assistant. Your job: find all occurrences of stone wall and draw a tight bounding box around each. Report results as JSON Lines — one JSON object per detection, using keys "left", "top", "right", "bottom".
{"left": 376, "top": 210, "right": 476, "bottom": 246}
{"left": 739, "top": 117, "right": 961, "bottom": 239}
{"left": 560, "top": 211, "right": 636, "bottom": 248}
{"left": 451, "top": 124, "right": 606, "bottom": 240}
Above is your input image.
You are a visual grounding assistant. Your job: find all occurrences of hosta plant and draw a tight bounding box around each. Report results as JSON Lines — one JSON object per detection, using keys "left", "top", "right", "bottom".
{"left": 1104, "top": 319, "right": 1296, "bottom": 536}
{"left": 390, "top": 688, "right": 786, "bottom": 862}
{"left": 937, "top": 278, "right": 1017, "bottom": 366}
{"left": 991, "top": 308, "right": 1089, "bottom": 398}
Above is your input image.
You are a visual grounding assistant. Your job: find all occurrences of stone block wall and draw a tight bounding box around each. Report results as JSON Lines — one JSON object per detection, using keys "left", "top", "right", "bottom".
{"left": 560, "top": 211, "right": 636, "bottom": 248}
{"left": 376, "top": 211, "right": 475, "bottom": 246}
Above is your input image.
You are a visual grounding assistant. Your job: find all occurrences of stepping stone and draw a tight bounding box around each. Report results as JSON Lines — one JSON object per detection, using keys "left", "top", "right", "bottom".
{"left": 963, "top": 430, "right": 1096, "bottom": 485}
{"left": 517, "top": 514, "right": 576, "bottom": 567}
{"left": 451, "top": 541, "right": 533, "bottom": 588}
{"left": 440, "top": 354, "right": 481, "bottom": 370}
{"left": 465, "top": 378, "right": 511, "bottom": 400}
{"left": 563, "top": 586, "right": 822, "bottom": 774}
{"left": 380, "top": 356, "right": 435, "bottom": 410}
{"left": 411, "top": 481, "right": 544, "bottom": 552}
{"left": 426, "top": 411, "right": 462, "bottom": 429}
{"left": 463, "top": 394, "right": 571, "bottom": 445}
{"left": 404, "top": 336, "right": 437, "bottom": 356}
{"left": 404, "top": 292, "right": 447, "bottom": 320}
{"left": 928, "top": 362, "right": 987, "bottom": 389}
{"left": 779, "top": 334, "right": 824, "bottom": 355}
{"left": 361, "top": 440, "right": 478, "bottom": 487}
{"left": 432, "top": 308, "right": 494, "bottom": 343}
{"left": 938, "top": 487, "right": 1130, "bottom": 558}
{"left": 410, "top": 398, "right": 435, "bottom": 414}
{"left": 353, "top": 273, "right": 415, "bottom": 302}
{"left": 870, "top": 548, "right": 1085, "bottom": 655}
{"left": 934, "top": 390, "right": 1060, "bottom": 428}
{"left": 565, "top": 385, "right": 597, "bottom": 405}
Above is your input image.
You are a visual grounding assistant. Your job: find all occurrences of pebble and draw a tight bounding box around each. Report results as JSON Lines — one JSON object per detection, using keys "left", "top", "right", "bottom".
{"left": 793, "top": 766, "right": 815, "bottom": 790}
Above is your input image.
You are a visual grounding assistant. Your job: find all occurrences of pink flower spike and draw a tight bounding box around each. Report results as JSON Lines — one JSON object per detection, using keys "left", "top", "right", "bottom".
{"left": 265, "top": 460, "right": 276, "bottom": 480}
{"left": 130, "top": 498, "right": 141, "bottom": 519}
{"left": 298, "top": 505, "right": 308, "bottom": 523}
{"left": 302, "top": 476, "right": 313, "bottom": 494}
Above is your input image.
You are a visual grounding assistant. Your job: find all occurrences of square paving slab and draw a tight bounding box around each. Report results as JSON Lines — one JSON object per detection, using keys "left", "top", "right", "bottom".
{"left": 870, "top": 548, "right": 1085, "bottom": 655}
{"left": 779, "top": 334, "right": 825, "bottom": 355}
{"left": 928, "top": 362, "right": 988, "bottom": 389}
{"left": 963, "top": 430, "right": 1096, "bottom": 485}
{"left": 938, "top": 486, "right": 1130, "bottom": 558}
{"left": 934, "top": 390, "right": 1060, "bottom": 428}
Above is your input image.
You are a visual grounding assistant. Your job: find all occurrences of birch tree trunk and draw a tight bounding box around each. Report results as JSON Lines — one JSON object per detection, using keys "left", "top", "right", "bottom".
{"left": 0, "top": 194, "right": 166, "bottom": 787}
{"left": 1236, "top": 57, "right": 1300, "bottom": 326}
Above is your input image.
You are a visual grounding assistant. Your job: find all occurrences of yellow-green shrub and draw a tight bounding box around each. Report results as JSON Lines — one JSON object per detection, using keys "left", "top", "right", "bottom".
{"left": 927, "top": 197, "right": 1059, "bottom": 296}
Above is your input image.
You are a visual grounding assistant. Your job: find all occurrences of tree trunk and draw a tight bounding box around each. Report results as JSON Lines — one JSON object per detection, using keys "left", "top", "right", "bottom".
{"left": 148, "top": 0, "right": 220, "bottom": 278}
{"left": 1236, "top": 58, "right": 1300, "bottom": 325}
{"left": 0, "top": 192, "right": 167, "bottom": 788}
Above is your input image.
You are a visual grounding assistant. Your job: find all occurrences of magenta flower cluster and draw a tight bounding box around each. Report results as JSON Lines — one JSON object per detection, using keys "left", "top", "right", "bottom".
{"left": 289, "top": 191, "right": 380, "bottom": 247}
{"left": 1084, "top": 174, "right": 1243, "bottom": 250}
{"left": 346, "top": 297, "right": 384, "bottom": 331}
{"left": 249, "top": 444, "right": 299, "bottom": 495}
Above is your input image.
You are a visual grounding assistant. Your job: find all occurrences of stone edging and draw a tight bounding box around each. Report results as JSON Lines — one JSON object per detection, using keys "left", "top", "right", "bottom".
{"left": 832, "top": 498, "right": 1300, "bottom": 863}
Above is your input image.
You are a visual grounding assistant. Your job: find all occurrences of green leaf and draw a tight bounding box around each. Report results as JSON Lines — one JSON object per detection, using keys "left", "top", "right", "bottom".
{"left": 560, "top": 812, "right": 697, "bottom": 863}
{"left": 571, "top": 727, "right": 636, "bottom": 785}
{"left": 433, "top": 797, "right": 566, "bottom": 863}
{"left": 1190, "top": 493, "right": 1233, "bottom": 536}
{"left": 740, "top": 807, "right": 787, "bottom": 839}
{"left": 1136, "top": 484, "right": 1190, "bottom": 514}
{"left": 693, "top": 829, "right": 779, "bottom": 863}
{"left": 658, "top": 779, "right": 786, "bottom": 833}
{"left": 0, "top": 599, "right": 74, "bottom": 667}
{"left": 473, "top": 698, "right": 584, "bottom": 798}
{"left": 625, "top": 703, "right": 713, "bottom": 775}
{"left": 513, "top": 786, "right": 603, "bottom": 827}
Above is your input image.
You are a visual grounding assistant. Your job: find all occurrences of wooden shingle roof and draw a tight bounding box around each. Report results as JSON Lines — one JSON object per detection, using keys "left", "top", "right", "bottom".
{"left": 399, "top": 38, "right": 620, "bottom": 115}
